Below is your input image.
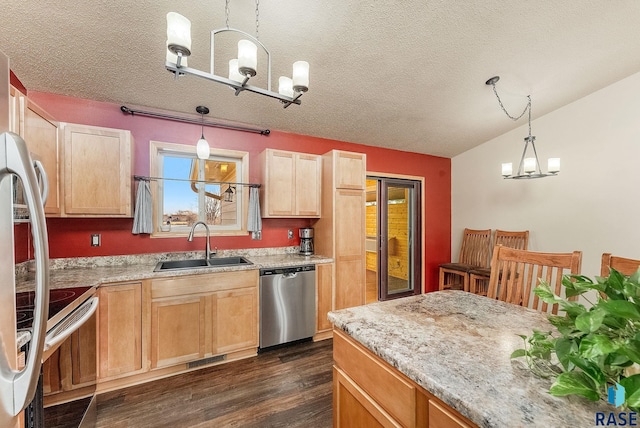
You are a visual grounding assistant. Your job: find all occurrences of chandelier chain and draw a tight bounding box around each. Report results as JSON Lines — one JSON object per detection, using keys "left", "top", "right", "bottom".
{"left": 225, "top": 0, "right": 230, "bottom": 29}
{"left": 490, "top": 83, "right": 531, "bottom": 123}
{"left": 255, "top": 0, "right": 260, "bottom": 40}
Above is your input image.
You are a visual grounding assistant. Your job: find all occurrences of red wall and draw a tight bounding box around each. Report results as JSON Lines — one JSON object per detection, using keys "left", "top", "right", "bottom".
{"left": 28, "top": 92, "right": 451, "bottom": 292}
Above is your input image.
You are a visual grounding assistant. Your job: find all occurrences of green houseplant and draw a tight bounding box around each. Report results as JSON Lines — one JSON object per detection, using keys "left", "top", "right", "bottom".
{"left": 512, "top": 268, "right": 640, "bottom": 411}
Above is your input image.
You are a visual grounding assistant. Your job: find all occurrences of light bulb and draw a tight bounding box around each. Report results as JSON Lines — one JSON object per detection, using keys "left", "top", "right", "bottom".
{"left": 548, "top": 158, "right": 560, "bottom": 173}
{"left": 292, "top": 61, "right": 309, "bottom": 92}
{"left": 501, "top": 163, "right": 512, "bottom": 177}
{"left": 196, "top": 137, "right": 210, "bottom": 159}
{"left": 237, "top": 40, "right": 257, "bottom": 77}
{"left": 278, "top": 76, "right": 294, "bottom": 98}
{"left": 228, "top": 59, "right": 244, "bottom": 83}
{"left": 166, "top": 12, "right": 192, "bottom": 56}
{"left": 523, "top": 158, "right": 536, "bottom": 173}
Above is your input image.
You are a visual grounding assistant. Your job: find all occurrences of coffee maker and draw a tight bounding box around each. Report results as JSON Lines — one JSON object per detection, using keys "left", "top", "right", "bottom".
{"left": 299, "top": 228, "right": 314, "bottom": 256}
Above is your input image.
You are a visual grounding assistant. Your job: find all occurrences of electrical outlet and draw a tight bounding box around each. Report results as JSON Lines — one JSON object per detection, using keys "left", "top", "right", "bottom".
{"left": 288, "top": 229, "right": 294, "bottom": 239}
{"left": 91, "top": 234, "right": 101, "bottom": 247}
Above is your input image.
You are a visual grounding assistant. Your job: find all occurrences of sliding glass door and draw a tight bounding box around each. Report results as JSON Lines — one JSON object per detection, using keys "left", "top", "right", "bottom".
{"left": 366, "top": 177, "right": 422, "bottom": 302}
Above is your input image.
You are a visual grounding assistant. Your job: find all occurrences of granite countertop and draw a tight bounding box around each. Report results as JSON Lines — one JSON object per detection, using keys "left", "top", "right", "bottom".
{"left": 16, "top": 249, "right": 333, "bottom": 293}
{"left": 328, "top": 291, "right": 611, "bottom": 428}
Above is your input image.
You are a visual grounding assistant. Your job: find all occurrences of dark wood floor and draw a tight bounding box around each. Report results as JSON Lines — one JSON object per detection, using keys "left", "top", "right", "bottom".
{"left": 96, "top": 339, "right": 333, "bottom": 428}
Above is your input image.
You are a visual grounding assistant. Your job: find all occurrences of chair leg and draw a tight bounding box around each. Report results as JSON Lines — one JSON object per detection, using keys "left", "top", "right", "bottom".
{"left": 439, "top": 268, "right": 446, "bottom": 291}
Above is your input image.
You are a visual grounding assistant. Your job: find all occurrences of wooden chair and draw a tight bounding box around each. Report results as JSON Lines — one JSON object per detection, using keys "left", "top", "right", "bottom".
{"left": 469, "top": 230, "right": 529, "bottom": 296}
{"left": 439, "top": 228, "right": 492, "bottom": 292}
{"left": 486, "top": 246, "right": 582, "bottom": 314}
{"left": 601, "top": 253, "right": 640, "bottom": 277}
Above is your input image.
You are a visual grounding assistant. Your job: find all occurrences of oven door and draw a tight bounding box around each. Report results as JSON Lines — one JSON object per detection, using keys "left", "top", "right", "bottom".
{"left": 26, "top": 297, "right": 98, "bottom": 428}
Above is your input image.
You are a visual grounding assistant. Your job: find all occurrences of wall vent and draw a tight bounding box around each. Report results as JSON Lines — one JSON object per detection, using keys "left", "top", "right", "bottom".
{"left": 187, "top": 354, "right": 225, "bottom": 369}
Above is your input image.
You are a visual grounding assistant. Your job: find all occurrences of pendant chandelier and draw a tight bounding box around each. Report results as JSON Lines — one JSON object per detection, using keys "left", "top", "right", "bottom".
{"left": 195, "top": 106, "right": 210, "bottom": 160}
{"left": 165, "top": 0, "right": 309, "bottom": 108}
{"left": 485, "top": 76, "right": 560, "bottom": 179}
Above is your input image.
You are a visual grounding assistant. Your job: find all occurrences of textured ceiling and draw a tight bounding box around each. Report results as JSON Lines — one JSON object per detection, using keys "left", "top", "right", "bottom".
{"left": 2, "top": 1, "right": 640, "bottom": 158}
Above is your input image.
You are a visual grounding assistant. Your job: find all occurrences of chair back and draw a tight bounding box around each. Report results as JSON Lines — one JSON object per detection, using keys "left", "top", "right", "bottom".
{"left": 487, "top": 246, "right": 582, "bottom": 314}
{"left": 494, "top": 229, "right": 529, "bottom": 251}
{"left": 458, "top": 228, "right": 492, "bottom": 268}
{"left": 601, "top": 253, "right": 640, "bottom": 277}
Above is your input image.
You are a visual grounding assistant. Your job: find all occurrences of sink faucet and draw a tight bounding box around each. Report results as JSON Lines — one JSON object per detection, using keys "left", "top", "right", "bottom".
{"left": 187, "top": 221, "right": 216, "bottom": 259}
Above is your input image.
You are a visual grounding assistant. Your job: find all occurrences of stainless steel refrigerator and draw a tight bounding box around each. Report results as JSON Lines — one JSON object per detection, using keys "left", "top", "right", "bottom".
{"left": 0, "top": 50, "right": 50, "bottom": 428}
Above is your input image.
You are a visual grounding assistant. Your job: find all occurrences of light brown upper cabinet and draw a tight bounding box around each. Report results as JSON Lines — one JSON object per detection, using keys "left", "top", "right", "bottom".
{"left": 334, "top": 150, "right": 366, "bottom": 190}
{"left": 61, "top": 123, "right": 133, "bottom": 216}
{"left": 258, "top": 149, "right": 322, "bottom": 218}
{"left": 9, "top": 89, "right": 61, "bottom": 215}
{"left": 21, "top": 97, "right": 61, "bottom": 214}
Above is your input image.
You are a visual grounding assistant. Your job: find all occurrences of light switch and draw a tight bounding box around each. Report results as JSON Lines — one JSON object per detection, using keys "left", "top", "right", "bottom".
{"left": 91, "top": 234, "right": 101, "bottom": 247}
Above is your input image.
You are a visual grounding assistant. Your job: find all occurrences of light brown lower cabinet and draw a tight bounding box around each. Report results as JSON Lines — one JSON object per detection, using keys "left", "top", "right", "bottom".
{"left": 150, "top": 270, "right": 259, "bottom": 370}
{"left": 97, "top": 282, "right": 144, "bottom": 380}
{"left": 316, "top": 263, "right": 334, "bottom": 334}
{"left": 333, "top": 328, "right": 476, "bottom": 428}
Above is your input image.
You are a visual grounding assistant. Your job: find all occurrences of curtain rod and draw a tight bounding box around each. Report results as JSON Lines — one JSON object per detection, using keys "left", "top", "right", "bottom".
{"left": 134, "top": 175, "right": 260, "bottom": 188}
{"left": 120, "top": 106, "right": 270, "bottom": 136}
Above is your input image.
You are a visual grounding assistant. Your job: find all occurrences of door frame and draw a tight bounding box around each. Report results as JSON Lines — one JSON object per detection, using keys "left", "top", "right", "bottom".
{"left": 367, "top": 171, "right": 426, "bottom": 295}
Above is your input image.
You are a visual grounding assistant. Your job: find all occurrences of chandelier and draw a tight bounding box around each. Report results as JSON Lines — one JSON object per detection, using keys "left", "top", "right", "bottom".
{"left": 165, "top": 1, "right": 309, "bottom": 108}
{"left": 485, "top": 76, "right": 560, "bottom": 179}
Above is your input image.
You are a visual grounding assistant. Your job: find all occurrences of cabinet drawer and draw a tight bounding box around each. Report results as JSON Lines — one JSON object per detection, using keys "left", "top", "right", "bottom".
{"left": 429, "top": 400, "right": 472, "bottom": 428}
{"left": 333, "top": 329, "right": 416, "bottom": 427}
{"left": 151, "top": 269, "right": 258, "bottom": 298}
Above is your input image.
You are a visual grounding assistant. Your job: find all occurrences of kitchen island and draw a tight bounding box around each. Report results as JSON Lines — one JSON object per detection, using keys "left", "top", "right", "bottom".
{"left": 328, "top": 291, "right": 610, "bottom": 427}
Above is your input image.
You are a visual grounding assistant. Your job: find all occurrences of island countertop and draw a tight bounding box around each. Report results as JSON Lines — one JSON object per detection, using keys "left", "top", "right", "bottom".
{"left": 328, "top": 291, "right": 610, "bottom": 427}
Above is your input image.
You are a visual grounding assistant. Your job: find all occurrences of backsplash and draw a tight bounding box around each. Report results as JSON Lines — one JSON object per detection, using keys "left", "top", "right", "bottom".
{"left": 44, "top": 246, "right": 300, "bottom": 270}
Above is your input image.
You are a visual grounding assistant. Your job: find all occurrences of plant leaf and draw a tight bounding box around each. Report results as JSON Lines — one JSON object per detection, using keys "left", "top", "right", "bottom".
{"left": 549, "top": 372, "right": 600, "bottom": 401}
{"left": 568, "top": 355, "right": 606, "bottom": 386}
{"left": 620, "top": 374, "right": 640, "bottom": 409}
{"left": 555, "top": 338, "right": 577, "bottom": 371}
{"left": 623, "top": 341, "right": 640, "bottom": 365}
{"left": 534, "top": 283, "right": 562, "bottom": 304}
{"left": 575, "top": 308, "right": 606, "bottom": 333}
{"left": 511, "top": 349, "right": 527, "bottom": 359}
{"left": 599, "top": 300, "right": 640, "bottom": 320}
{"left": 579, "top": 335, "right": 618, "bottom": 360}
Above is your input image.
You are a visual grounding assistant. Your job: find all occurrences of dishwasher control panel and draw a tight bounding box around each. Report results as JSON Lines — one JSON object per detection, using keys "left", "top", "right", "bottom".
{"left": 259, "top": 264, "right": 315, "bottom": 276}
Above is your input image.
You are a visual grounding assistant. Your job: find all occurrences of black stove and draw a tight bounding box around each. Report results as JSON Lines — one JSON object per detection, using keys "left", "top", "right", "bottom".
{"left": 16, "top": 286, "right": 92, "bottom": 330}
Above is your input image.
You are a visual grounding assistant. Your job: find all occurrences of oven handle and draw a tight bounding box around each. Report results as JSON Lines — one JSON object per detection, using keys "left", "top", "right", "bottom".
{"left": 0, "top": 132, "right": 50, "bottom": 417}
{"left": 44, "top": 297, "right": 99, "bottom": 351}
{"left": 33, "top": 159, "right": 48, "bottom": 207}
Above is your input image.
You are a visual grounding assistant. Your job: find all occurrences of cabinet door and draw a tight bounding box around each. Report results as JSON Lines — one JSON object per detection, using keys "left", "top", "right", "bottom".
{"left": 316, "top": 263, "right": 333, "bottom": 332}
{"left": 212, "top": 287, "right": 258, "bottom": 354}
{"left": 295, "top": 153, "right": 322, "bottom": 216}
{"left": 9, "top": 86, "right": 22, "bottom": 135}
{"left": 98, "top": 283, "right": 142, "bottom": 379}
{"left": 151, "top": 295, "right": 206, "bottom": 368}
{"left": 22, "top": 98, "right": 61, "bottom": 214}
{"left": 71, "top": 312, "right": 97, "bottom": 386}
{"left": 335, "top": 151, "right": 366, "bottom": 190}
{"left": 428, "top": 400, "right": 472, "bottom": 428}
{"left": 264, "top": 150, "right": 296, "bottom": 216}
{"left": 335, "top": 189, "right": 366, "bottom": 309}
{"left": 63, "top": 123, "right": 132, "bottom": 216}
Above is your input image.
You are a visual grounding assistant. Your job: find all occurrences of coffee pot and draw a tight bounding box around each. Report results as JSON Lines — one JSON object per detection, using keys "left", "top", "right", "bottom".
{"left": 299, "top": 228, "right": 314, "bottom": 256}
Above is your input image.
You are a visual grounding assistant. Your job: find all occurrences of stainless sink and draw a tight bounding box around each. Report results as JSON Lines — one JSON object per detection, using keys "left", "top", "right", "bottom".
{"left": 154, "top": 256, "right": 252, "bottom": 272}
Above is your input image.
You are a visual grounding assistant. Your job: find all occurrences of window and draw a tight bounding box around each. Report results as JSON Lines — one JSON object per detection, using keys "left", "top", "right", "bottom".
{"left": 150, "top": 141, "right": 249, "bottom": 236}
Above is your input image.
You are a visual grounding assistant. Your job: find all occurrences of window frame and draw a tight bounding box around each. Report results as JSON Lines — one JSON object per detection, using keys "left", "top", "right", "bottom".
{"left": 149, "top": 140, "right": 250, "bottom": 238}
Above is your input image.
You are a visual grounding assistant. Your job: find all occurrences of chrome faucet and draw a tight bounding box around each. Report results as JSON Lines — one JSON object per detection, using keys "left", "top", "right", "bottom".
{"left": 187, "top": 221, "right": 216, "bottom": 259}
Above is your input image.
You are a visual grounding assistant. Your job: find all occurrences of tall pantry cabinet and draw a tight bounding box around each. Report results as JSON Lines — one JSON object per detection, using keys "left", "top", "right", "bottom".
{"left": 314, "top": 150, "right": 367, "bottom": 311}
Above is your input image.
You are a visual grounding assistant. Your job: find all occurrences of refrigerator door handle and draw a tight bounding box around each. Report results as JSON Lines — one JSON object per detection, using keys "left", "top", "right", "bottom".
{"left": 0, "top": 132, "right": 50, "bottom": 417}
{"left": 33, "top": 159, "right": 48, "bottom": 207}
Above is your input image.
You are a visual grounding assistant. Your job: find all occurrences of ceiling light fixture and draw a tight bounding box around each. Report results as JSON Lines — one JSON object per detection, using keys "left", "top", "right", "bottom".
{"left": 165, "top": 1, "right": 309, "bottom": 108}
{"left": 486, "top": 76, "right": 560, "bottom": 179}
{"left": 196, "top": 105, "right": 210, "bottom": 160}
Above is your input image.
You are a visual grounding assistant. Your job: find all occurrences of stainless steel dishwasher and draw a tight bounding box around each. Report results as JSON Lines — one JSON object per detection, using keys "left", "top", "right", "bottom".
{"left": 259, "top": 265, "right": 316, "bottom": 349}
